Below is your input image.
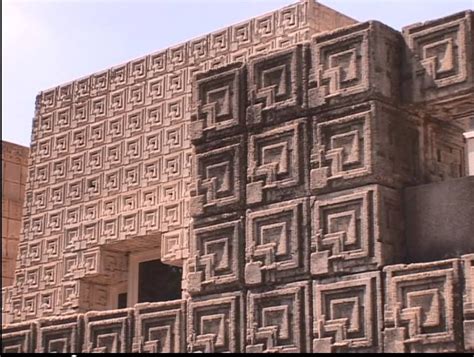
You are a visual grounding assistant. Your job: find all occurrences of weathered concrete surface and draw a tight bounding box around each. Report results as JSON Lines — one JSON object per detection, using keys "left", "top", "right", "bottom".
{"left": 2, "top": 141, "right": 29, "bottom": 287}
{"left": 404, "top": 176, "right": 474, "bottom": 263}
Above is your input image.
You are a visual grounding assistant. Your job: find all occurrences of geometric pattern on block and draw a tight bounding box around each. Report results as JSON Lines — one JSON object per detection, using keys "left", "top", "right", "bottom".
{"left": 132, "top": 300, "right": 186, "bottom": 353}
{"left": 313, "top": 271, "right": 381, "bottom": 352}
{"left": 188, "top": 219, "right": 243, "bottom": 295}
{"left": 191, "top": 139, "right": 243, "bottom": 217}
{"left": 403, "top": 11, "right": 474, "bottom": 104}
{"left": 191, "top": 63, "right": 245, "bottom": 142}
{"left": 246, "top": 45, "right": 304, "bottom": 126}
{"left": 383, "top": 259, "right": 462, "bottom": 353}
{"left": 310, "top": 101, "right": 421, "bottom": 193}
{"left": 35, "top": 315, "right": 82, "bottom": 353}
{"left": 83, "top": 309, "right": 133, "bottom": 353}
{"left": 463, "top": 254, "right": 474, "bottom": 352}
{"left": 246, "top": 281, "right": 311, "bottom": 353}
{"left": 1, "top": 322, "right": 35, "bottom": 353}
{"left": 245, "top": 198, "right": 309, "bottom": 286}
{"left": 309, "top": 21, "right": 400, "bottom": 107}
{"left": 187, "top": 292, "right": 244, "bottom": 353}
{"left": 310, "top": 106, "right": 371, "bottom": 191}
{"left": 311, "top": 24, "right": 369, "bottom": 106}
{"left": 247, "top": 118, "right": 308, "bottom": 205}
{"left": 4, "top": 0, "right": 345, "bottom": 324}
{"left": 311, "top": 185, "right": 403, "bottom": 277}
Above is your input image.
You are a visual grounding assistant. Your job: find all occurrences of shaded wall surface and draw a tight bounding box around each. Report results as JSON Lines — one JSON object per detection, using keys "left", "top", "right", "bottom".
{"left": 404, "top": 176, "right": 474, "bottom": 263}
{"left": 1, "top": 0, "right": 473, "bottom": 354}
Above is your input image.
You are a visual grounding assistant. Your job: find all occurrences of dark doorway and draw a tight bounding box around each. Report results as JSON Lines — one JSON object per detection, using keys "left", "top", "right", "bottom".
{"left": 138, "top": 259, "right": 182, "bottom": 303}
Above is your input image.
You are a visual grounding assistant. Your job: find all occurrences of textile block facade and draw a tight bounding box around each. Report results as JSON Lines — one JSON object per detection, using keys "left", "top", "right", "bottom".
{"left": 313, "top": 271, "right": 382, "bottom": 352}
{"left": 2, "top": 1, "right": 473, "bottom": 354}
{"left": 383, "top": 260, "right": 463, "bottom": 353}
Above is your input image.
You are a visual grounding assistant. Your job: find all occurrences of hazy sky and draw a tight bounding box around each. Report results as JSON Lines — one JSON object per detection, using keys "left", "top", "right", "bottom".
{"left": 3, "top": 0, "right": 473, "bottom": 146}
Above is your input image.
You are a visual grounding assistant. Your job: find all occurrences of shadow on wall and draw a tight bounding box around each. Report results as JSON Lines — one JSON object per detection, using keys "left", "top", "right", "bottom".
{"left": 404, "top": 176, "right": 474, "bottom": 263}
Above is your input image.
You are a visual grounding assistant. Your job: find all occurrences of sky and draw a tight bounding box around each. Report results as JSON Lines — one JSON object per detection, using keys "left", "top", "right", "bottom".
{"left": 3, "top": 0, "right": 473, "bottom": 147}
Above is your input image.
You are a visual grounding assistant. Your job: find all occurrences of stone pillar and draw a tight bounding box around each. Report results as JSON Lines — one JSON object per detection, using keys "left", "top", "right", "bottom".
{"left": 464, "top": 118, "right": 474, "bottom": 176}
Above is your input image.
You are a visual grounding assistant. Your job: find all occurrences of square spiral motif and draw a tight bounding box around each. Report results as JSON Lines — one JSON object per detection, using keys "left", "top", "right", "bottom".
{"left": 313, "top": 271, "right": 382, "bottom": 352}
{"left": 1, "top": 322, "right": 35, "bottom": 353}
{"left": 246, "top": 281, "right": 311, "bottom": 353}
{"left": 383, "top": 259, "right": 462, "bottom": 353}
{"left": 311, "top": 185, "right": 403, "bottom": 277}
{"left": 35, "top": 315, "right": 82, "bottom": 353}
{"left": 247, "top": 119, "right": 308, "bottom": 205}
{"left": 310, "top": 23, "right": 369, "bottom": 107}
{"left": 245, "top": 198, "right": 310, "bottom": 286}
{"left": 83, "top": 309, "right": 133, "bottom": 353}
{"left": 403, "top": 11, "right": 473, "bottom": 102}
{"left": 246, "top": 45, "right": 305, "bottom": 126}
{"left": 191, "top": 138, "right": 244, "bottom": 217}
{"left": 191, "top": 63, "right": 245, "bottom": 142}
{"left": 311, "top": 108, "right": 371, "bottom": 191}
{"left": 132, "top": 300, "right": 186, "bottom": 353}
{"left": 187, "top": 292, "right": 244, "bottom": 353}
{"left": 188, "top": 218, "right": 243, "bottom": 294}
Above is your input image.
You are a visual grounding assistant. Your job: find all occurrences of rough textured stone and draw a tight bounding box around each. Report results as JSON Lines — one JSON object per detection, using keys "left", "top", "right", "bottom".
{"left": 309, "top": 101, "right": 421, "bottom": 194}
{"left": 383, "top": 259, "right": 463, "bottom": 353}
{"left": 187, "top": 291, "right": 244, "bottom": 353}
{"left": 35, "top": 315, "right": 82, "bottom": 353}
{"left": 402, "top": 10, "right": 474, "bottom": 125}
{"left": 247, "top": 118, "right": 310, "bottom": 205}
{"left": 311, "top": 185, "right": 404, "bottom": 277}
{"left": 246, "top": 281, "right": 311, "bottom": 353}
{"left": 132, "top": 300, "right": 186, "bottom": 353}
{"left": 245, "top": 198, "right": 310, "bottom": 286}
{"left": 83, "top": 308, "right": 133, "bottom": 353}
{"left": 312, "top": 271, "right": 382, "bottom": 352}
{"left": 309, "top": 21, "right": 402, "bottom": 109}
{"left": 1, "top": 322, "right": 35, "bottom": 353}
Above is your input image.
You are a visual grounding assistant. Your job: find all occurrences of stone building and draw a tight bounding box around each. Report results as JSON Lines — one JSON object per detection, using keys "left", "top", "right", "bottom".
{"left": 2, "top": 142, "right": 29, "bottom": 288}
{"left": 1, "top": 0, "right": 473, "bottom": 353}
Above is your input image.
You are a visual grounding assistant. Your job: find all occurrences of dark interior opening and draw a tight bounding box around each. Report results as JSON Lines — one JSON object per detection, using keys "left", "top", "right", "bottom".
{"left": 117, "top": 292, "right": 127, "bottom": 309}
{"left": 138, "top": 259, "right": 182, "bottom": 303}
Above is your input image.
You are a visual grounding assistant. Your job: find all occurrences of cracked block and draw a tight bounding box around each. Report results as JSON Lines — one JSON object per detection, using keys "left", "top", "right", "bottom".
{"left": 245, "top": 198, "right": 310, "bottom": 286}
{"left": 403, "top": 11, "right": 474, "bottom": 122}
{"left": 247, "top": 118, "right": 309, "bottom": 205}
{"left": 187, "top": 291, "right": 244, "bottom": 353}
{"left": 383, "top": 259, "right": 463, "bottom": 353}
{"left": 463, "top": 254, "right": 474, "bottom": 352}
{"left": 191, "top": 136, "right": 245, "bottom": 217}
{"left": 311, "top": 185, "right": 403, "bottom": 277}
{"left": 35, "top": 314, "right": 82, "bottom": 353}
{"left": 83, "top": 308, "right": 133, "bottom": 353}
{"left": 188, "top": 217, "right": 243, "bottom": 295}
{"left": 246, "top": 281, "right": 311, "bottom": 353}
{"left": 1, "top": 322, "right": 35, "bottom": 353}
{"left": 246, "top": 45, "right": 306, "bottom": 126}
{"left": 191, "top": 62, "right": 246, "bottom": 142}
{"left": 310, "top": 101, "right": 421, "bottom": 193}
{"left": 313, "top": 271, "right": 382, "bottom": 352}
{"left": 309, "top": 21, "right": 401, "bottom": 108}
{"left": 132, "top": 300, "right": 186, "bottom": 353}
